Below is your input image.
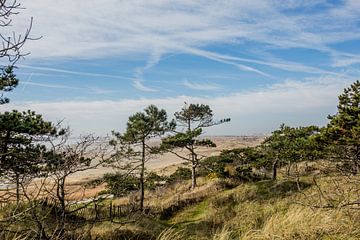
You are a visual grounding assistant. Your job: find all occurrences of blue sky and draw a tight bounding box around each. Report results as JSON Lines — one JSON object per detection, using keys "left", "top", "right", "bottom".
{"left": 2, "top": 0, "right": 360, "bottom": 136}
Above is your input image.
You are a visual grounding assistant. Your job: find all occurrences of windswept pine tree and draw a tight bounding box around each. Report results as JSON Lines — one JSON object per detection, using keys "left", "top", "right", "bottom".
{"left": 111, "top": 105, "right": 174, "bottom": 211}
{"left": 162, "top": 103, "right": 230, "bottom": 190}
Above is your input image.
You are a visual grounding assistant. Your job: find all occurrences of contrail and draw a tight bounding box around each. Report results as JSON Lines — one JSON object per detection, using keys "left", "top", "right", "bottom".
{"left": 21, "top": 72, "right": 34, "bottom": 91}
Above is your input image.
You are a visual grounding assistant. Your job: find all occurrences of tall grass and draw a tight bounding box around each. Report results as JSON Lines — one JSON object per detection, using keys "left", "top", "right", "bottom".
{"left": 4, "top": 172, "right": 360, "bottom": 239}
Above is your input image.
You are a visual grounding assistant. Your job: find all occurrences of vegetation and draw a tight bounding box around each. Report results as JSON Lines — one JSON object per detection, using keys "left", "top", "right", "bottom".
{"left": 0, "top": 66, "right": 18, "bottom": 104}
{"left": 324, "top": 80, "right": 360, "bottom": 173}
{"left": 0, "top": 0, "right": 35, "bottom": 105}
{"left": 0, "top": 110, "right": 62, "bottom": 203}
{"left": 262, "top": 124, "right": 322, "bottom": 180}
{"left": 1, "top": 79, "right": 360, "bottom": 239}
{"left": 0, "top": 7, "right": 360, "bottom": 237}
{"left": 110, "top": 104, "right": 175, "bottom": 211}
{"left": 162, "top": 103, "right": 230, "bottom": 189}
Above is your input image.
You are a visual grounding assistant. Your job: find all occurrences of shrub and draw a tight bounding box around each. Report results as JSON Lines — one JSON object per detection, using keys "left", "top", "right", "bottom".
{"left": 146, "top": 172, "right": 167, "bottom": 190}
{"left": 103, "top": 173, "right": 139, "bottom": 197}
{"left": 168, "top": 167, "right": 192, "bottom": 184}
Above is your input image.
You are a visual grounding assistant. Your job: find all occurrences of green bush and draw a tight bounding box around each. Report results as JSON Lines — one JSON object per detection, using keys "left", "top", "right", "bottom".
{"left": 199, "top": 155, "right": 231, "bottom": 178}
{"left": 103, "top": 173, "right": 139, "bottom": 197}
{"left": 146, "top": 172, "right": 167, "bottom": 190}
{"left": 168, "top": 167, "right": 192, "bottom": 183}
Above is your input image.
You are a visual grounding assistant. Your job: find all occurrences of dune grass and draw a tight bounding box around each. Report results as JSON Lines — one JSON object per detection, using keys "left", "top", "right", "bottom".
{"left": 155, "top": 175, "right": 360, "bottom": 240}
{"left": 3, "top": 171, "right": 360, "bottom": 239}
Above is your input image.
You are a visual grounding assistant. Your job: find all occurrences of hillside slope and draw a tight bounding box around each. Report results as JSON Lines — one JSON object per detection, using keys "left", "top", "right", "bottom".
{"left": 87, "top": 173, "right": 360, "bottom": 240}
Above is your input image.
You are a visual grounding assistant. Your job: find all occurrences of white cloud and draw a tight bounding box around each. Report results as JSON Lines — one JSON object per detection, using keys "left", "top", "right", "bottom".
{"left": 133, "top": 50, "right": 162, "bottom": 91}
{"left": 22, "top": 81, "right": 83, "bottom": 90}
{"left": 17, "top": 65, "right": 133, "bottom": 80}
{"left": 8, "top": 0, "right": 359, "bottom": 67}
{"left": 3, "top": 77, "right": 354, "bottom": 136}
{"left": 133, "top": 80, "right": 158, "bottom": 92}
{"left": 183, "top": 79, "right": 221, "bottom": 91}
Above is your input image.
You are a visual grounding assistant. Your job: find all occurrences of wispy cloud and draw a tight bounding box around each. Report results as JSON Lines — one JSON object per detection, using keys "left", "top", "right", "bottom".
{"left": 12, "top": 1, "right": 360, "bottom": 65}
{"left": 133, "top": 50, "right": 162, "bottom": 92}
{"left": 18, "top": 65, "right": 133, "bottom": 80}
{"left": 183, "top": 79, "right": 221, "bottom": 91}
{"left": 133, "top": 80, "right": 157, "bottom": 92}
{"left": 20, "top": 80, "right": 115, "bottom": 95}
{"left": 22, "top": 81, "right": 83, "bottom": 90}
{"left": 4, "top": 0, "right": 359, "bottom": 95}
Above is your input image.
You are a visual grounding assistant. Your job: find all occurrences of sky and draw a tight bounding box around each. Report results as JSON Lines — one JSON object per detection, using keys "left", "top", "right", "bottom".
{"left": 1, "top": 0, "right": 360, "bottom": 136}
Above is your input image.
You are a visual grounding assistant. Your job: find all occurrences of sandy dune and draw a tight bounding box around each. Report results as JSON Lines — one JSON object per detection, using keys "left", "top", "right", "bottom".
{"left": 67, "top": 136, "right": 265, "bottom": 183}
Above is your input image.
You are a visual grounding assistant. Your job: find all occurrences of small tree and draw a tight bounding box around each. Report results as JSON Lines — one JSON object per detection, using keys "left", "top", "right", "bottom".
{"left": 263, "top": 124, "right": 321, "bottom": 180}
{"left": 324, "top": 80, "right": 360, "bottom": 174}
{"left": 162, "top": 103, "right": 230, "bottom": 189}
{"left": 45, "top": 133, "right": 110, "bottom": 234}
{"left": 0, "top": 110, "right": 61, "bottom": 203}
{"left": 111, "top": 105, "right": 174, "bottom": 211}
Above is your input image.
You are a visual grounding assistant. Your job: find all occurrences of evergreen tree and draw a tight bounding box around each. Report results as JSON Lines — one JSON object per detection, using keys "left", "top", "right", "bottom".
{"left": 0, "top": 66, "right": 18, "bottom": 104}
{"left": 324, "top": 80, "right": 360, "bottom": 173}
{"left": 111, "top": 105, "right": 174, "bottom": 211}
{"left": 0, "top": 110, "right": 61, "bottom": 203}
{"left": 162, "top": 103, "right": 230, "bottom": 189}
{"left": 263, "top": 124, "right": 321, "bottom": 180}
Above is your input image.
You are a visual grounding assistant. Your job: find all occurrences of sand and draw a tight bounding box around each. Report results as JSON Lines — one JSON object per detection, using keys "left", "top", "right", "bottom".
{"left": 66, "top": 136, "right": 265, "bottom": 183}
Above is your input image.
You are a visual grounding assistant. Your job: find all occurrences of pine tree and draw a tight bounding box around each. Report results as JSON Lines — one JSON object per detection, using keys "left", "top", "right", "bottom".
{"left": 111, "top": 105, "right": 174, "bottom": 211}
{"left": 0, "top": 66, "right": 18, "bottom": 104}
{"left": 0, "top": 110, "right": 61, "bottom": 203}
{"left": 324, "top": 80, "right": 360, "bottom": 173}
{"left": 162, "top": 103, "right": 230, "bottom": 189}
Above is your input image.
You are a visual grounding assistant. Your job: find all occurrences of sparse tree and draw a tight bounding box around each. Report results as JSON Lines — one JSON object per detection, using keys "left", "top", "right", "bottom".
{"left": 0, "top": 0, "right": 37, "bottom": 104}
{"left": 111, "top": 105, "right": 174, "bottom": 211}
{"left": 45, "top": 133, "right": 110, "bottom": 233}
{"left": 0, "top": 0, "right": 35, "bottom": 63}
{"left": 162, "top": 103, "right": 230, "bottom": 189}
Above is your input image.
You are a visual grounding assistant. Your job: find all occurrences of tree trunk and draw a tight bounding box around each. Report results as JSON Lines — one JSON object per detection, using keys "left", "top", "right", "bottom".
{"left": 31, "top": 202, "right": 49, "bottom": 240}
{"left": 57, "top": 177, "right": 66, "bottom": 234}
{"left": 188, "top": 119, "right": 197, "bottom": 190}
{"left": 272, "top": 159, "right": 278, "bottom": 181}
{"left": 139, "top": 140, "right": 145, "bottom": 211}
{"left": 286, "top": 160, "right": 291, "bottom": 176}
{"left": 190, "top": 142, "right": 197, "bottom": 190}
{"left": 191, "top": 163, "right": 197, "bottom": 190}
{"left": 15, "top": 173, "right": 20, "bottom": 205}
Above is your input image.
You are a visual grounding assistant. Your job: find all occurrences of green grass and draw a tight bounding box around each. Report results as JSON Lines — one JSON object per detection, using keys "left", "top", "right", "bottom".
{"left": 170, "top": 200, "right": 209, "bottom": 225}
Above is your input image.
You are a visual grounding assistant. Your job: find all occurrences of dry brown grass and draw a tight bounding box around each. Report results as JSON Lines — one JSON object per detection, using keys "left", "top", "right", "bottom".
{"left": 152, "top": 173, "right": 360, "bottom": 240}
{"left": 241, "top": 206, "right": 340, "bottom": 239}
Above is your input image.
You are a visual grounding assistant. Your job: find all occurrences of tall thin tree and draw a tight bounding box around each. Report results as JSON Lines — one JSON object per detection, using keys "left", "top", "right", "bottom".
{"left": 162, "top": 103, "right": 230, "bottom": 189}
{"left": 111, "top": 105, "right": 174, "bottom": 211}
